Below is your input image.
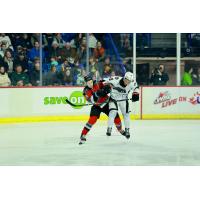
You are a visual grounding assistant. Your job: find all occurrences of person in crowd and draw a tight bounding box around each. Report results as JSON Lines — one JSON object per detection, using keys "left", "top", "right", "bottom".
{"left": 89, "top": 33, "right": 97, "bottom": 50}
{"left": 13, "top": 51, "right": 29, "bottom": 72}
{"left": 0, "top": 33, "right": 13, "bottom": 50}
{"left": 89, "top": 56, "right": 98, "bottom": 74}
{"left": 60, "top": 59, "right": 70, "bottom": 72}
{"left": 77, "top": 39, "right": 86, "bottom": 65}
{"left": 10, "top": 64, "right": 31, "bottom": 86}
{"left": 49, "top": 41, "right": 60, "bottom": 62}
{"left": 102, "top": 57, "right": 113, "bottom": 79}
{"left": 43, "top": 65, "right": 61, "bottom": 86}
{"left": 0, "top": 65, "right": 11, "bottom": 86}
{"left": 30, "top": 33, "right": 40, "bottom": 47}
{"left": 192, "top": 67, "right": 200, "bottom": 85}
{"left": 3, "top": 50, "right": 14, "bottom": 73}
{"left": 19, "top": 33, "right": 32, "bottom": 50}
{"left": 0, "top": 42, "right": 7, "bottom": 58}
{"left": 93, "top": 41, "right": 105, "bottom": 62}
{"left": 29, "top": 41, "right": 40, "bottom": 62}
{"left": 76, "top": 69, "right": 86, "bottom": 86}
{"left": 30, "top": 59, "right": 40, "bottom": 86}
{"left": 181, "top": 65, "right": 193, "bottom": 86}
{"left": 60, "top": 69, "right": 73, "bottom": 86}
{"left": 59, "top": 42, "right": 77, "bottom": 63}
{"left": 53, "top": 33, "right": 65, "bottom": 48}
{"left": 150, "top": 64, "right": 169, "bottom": 85}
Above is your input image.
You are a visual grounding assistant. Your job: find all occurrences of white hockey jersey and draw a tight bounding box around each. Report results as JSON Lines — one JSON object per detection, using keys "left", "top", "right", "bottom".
{"left": 104, "top": 76, "right": 139, "bottom": 101}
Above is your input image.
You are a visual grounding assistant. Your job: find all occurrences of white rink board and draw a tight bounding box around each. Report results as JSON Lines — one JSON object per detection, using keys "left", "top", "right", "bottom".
{"left": 0, "top": 87, "right": 140, "bottom": 118}
{"left": 0, "top": 87, "right": 200, "bottom": 119}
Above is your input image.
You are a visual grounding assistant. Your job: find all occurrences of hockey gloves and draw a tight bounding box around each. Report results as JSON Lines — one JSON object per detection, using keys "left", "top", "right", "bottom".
{"left": 132, "top": 92, "right": 139, "bottom": 102}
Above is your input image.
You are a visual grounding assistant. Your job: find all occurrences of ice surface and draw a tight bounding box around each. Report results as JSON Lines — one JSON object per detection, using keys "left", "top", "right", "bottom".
{"left": 0, "top": 120, "right": 200, "bottom": 165}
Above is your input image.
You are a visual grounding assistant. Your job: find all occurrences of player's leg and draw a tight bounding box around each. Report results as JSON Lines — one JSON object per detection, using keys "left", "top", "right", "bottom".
{"left": 79, "top": 105, "right": 101, "bottom": 145}
{"left": 106, "top": 100, "right": 118, "bottom": 136}
{"left": 119, "top": 100, "right": 131, "bottom": 139}
{"left": 103, "top": 103, "right": 124, "bottom": 135}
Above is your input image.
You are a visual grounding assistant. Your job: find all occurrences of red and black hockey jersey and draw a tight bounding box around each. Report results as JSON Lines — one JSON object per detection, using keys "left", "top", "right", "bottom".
{"left": 83, "top": 80, "right": 109, "bottom": 107}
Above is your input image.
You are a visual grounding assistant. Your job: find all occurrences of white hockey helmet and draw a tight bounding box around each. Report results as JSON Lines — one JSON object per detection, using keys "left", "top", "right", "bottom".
{"left": 124, "top": 72, "right": 134, "bottom": 82}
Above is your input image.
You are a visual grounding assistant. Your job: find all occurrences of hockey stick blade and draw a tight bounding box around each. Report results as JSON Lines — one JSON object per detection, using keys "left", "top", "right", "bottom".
{"left": 65, "top": 98, "right": 92, "bottom": 107}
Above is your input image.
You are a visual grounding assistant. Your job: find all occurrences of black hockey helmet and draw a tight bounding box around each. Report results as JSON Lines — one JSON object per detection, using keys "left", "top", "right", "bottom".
{"left": 84, "top": 74, "right": 93, "bottom": 82}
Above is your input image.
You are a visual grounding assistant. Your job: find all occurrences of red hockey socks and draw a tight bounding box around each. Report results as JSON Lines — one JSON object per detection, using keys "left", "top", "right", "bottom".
{"left": 81, "top": 116, "right": 98, "bottom": 135}
{"left": 114, "top": 116, "right": 123, "bottom": 132}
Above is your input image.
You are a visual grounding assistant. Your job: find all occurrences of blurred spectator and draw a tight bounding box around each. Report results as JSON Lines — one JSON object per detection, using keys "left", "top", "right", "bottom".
{"left": 11, "top": 64, "right": 31, "bottom": 86}
{"left": 0, "top": 33, "right": 13, "bottom": 50}
{"left": 59, "top": 42, "right": 77, "bottom": 63}
{"left": 53, "top": 33, "right": 65, "bottom": 48}
{"left": 29, "top": 41, "right": 40, "bottom": 61}
{"left": 42, "top": 34, "right": 48, "bottom": 50}
{"left": 44, "top": 33, "right": 54, "bottom": 49}
{"left": 181, "top": 65, "right": 193, "bottom": 86}
{"left": 19, "top": 34, "right": 32, "bottom": 50}
{"left": 0, "top": 42, "right": 7, "bottom": 58}
{"left": 89, "top": 56, "right": 98, "bottom": 74}
{"left": 3, "top": 50, "right": 14, "bottom": 73}
{"left": 30, "top": 59, "right": 40, "bottom": 86}
{"left": 73, "top": 33, "right": 85, "bottom": 49}
{"left": 0, "top": 65, "right": 11, "bottom": 86}
{"left": 102, "top": 57, "right": 113, "bottom": 78}
{"left": 76, "top": 69, "right": 86, "bottom": 86}
{"left": 92, "top": 70, "right": 101, "bottom": 82}
{"left": 89, "top": 33, "right": 97, "bottom": 51}
{"left": 15, "top": 45, "right": 24, "bottom": 56}
{"left": 190, "top": 34, "right": 200, "bottom": 47}
{"left": 123, "top": 58, "right": 133, "bottom": 72}
{"left": 93, "top": 41, "right": 105, "bottom": 62}
{"left": 60, "top": 59, "right": 70, "bottom": 71}
{"left": 49, "top": 41, "right": 60, "bottom": 61}
{"left": 192, "top": 67, "right": 200, "bottom": 85}
{"left": 150, "top": 64, "right": 169, "bottom": 85}
{"left": 43, "top": 65, "right": 61, "bottom": 86}
{"left": 13, "top": 52, "right": 29, "bottom": 72}
{"left": 111, "top": 71, "right": 116, "bottom": 77}
{"left": 50, "top": 57, "right": 59, "bottom": 69}
{"left": 120, "top": 34, "right": 131, "bottom": 49}
{"left": 59, "top": 69, "right": 73, "bottom": 86}
{"left": 77, "top": 40, "right": 86, "bottom": 65}
{"left": 31, "top": 33, "right": 40, "bottom": 47}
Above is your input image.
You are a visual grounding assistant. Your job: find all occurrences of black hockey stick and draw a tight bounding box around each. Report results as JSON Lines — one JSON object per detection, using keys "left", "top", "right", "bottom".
{"left": 66, "top": 98, "right": 132, "bottom": 107}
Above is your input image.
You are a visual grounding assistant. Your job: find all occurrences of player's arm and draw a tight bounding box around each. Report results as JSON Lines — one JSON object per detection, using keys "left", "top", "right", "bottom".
{"left": 83, "top": 88, "right": 95, "bottom": 104}
{"left": 94, "top": 81, "right": 111, "bottom": 97}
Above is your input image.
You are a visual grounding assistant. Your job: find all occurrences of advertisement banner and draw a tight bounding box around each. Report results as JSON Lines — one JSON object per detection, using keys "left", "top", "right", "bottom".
{"left": 142, "top": 86, "right": 200, "bottom": 118}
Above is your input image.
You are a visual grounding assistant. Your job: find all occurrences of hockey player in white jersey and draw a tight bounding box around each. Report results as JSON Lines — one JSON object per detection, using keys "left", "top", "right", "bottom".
{"left": 104, "top": 72, "right": 139, "bottom": 139}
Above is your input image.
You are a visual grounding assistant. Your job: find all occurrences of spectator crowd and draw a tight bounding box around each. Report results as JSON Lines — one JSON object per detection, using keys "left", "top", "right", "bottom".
{"left": 0, "top": 33, "right": 200, "bottom": 87}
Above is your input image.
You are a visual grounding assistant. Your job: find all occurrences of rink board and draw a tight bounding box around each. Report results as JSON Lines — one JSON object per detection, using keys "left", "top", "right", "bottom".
{"left": 0, "top": 86, "right": 199, "bottom": 123}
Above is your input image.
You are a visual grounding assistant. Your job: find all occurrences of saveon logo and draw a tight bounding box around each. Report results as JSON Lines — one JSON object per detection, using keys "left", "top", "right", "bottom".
{"left": 43, "top": 91, "right": 86, "bottom": 109}
{"left": 69, "top": 91, "right": 86, "bottom": 109}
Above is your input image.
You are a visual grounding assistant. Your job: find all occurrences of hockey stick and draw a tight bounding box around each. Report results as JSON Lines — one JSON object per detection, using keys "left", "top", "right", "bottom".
{"left": 66, "top": 98, "right": 132, "bottom": 107}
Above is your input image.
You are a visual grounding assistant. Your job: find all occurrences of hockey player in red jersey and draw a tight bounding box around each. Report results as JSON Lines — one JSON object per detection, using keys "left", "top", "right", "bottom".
{"left": 79, "top": 74, "right": 125, "bottom": 145}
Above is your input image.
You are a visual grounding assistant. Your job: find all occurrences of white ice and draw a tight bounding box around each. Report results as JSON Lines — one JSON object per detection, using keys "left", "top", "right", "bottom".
{"left": 0, "top": 120, "right": 200, "bottom": 165}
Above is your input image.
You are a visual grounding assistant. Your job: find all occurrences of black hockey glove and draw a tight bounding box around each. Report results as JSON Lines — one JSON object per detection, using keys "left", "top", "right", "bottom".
{"left": 132, "top": 92, "right": 139, "bottom": 102}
